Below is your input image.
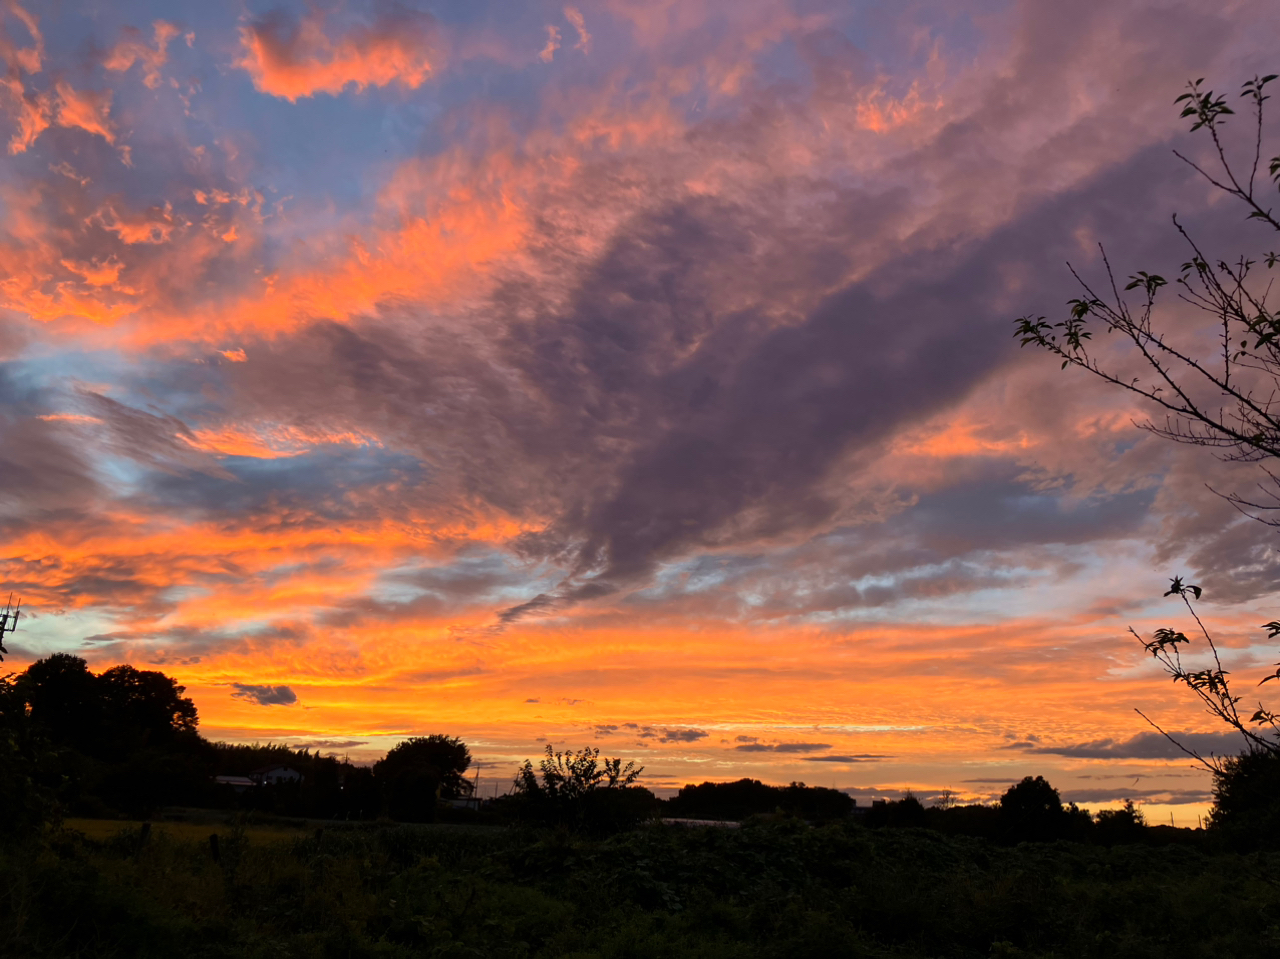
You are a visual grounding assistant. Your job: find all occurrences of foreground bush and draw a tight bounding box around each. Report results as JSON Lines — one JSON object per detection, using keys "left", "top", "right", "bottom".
{"left": 4, "top": 818, "right": 1279, "bottom": 958}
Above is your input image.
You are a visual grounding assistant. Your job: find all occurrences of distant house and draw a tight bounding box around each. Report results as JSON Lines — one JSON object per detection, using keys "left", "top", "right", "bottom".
{"left": 444, "top": 797, "right": 481, "bottom": 811}
{"left": 251, "top": 764, "right": 303, "bottom": 785}
{"left": 214, "top": 775, "right": 257, "bottom": 793}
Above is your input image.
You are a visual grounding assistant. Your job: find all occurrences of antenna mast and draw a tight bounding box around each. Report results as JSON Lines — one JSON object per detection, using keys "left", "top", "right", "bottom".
{"left": 0, "top": 594, "right": 20, "bottom": 661}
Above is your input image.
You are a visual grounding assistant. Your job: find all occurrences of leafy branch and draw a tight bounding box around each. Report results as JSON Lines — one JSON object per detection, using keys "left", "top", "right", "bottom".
{"left": 1015, "top": 74, "right": 1280, "bottom": 522}
{"left": 1132, "top": 577, "right": 1280, "bottom": 772}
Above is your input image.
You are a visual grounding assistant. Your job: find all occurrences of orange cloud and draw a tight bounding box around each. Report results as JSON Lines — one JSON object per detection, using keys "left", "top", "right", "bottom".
{"left": 90, "top": 201, "right": 174, "bottom": 244}
{"left": 181, "top": 422, "right": 382, "bottom": 459}
{"left": 53, "top": 81, "right": 115, "bottom": 143}
{"left": 235, "top": 4, "right": 440, "bottom": 101}
{"left": 59, "top": 257, "right": 125, "bottom": 288}
{"left": 103, "top": 20, "right": 179, "bottom": 89}
{"left": 0, "top": 0, "right": 47, "bottom": 154}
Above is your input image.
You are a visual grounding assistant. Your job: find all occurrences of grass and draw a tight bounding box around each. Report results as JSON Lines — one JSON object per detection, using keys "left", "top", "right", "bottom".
{"left": 63, "top": 817, "right": 308, "bottom": 846}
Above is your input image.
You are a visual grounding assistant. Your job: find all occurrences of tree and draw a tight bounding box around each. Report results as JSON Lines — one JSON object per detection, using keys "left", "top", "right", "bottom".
{"left": 374, "top": 734, "right": 473, "bottom": 822}
{"left": 98, "top": 664, "right": 199, "bottom": 750}
{"left": 1094, "top": 799, "right": 1146, "bottom": 845}
{"left": 510, "top": 744, "right": 651, "bottom": 831}
{"left": 1013, "top": 74, "right": 1280, "bottom": 814}
{"left": 1000, "top": 775, "right": 1065, "bottom": 840}
{"left": 21, "top": 653, "right": 104, "bottom": 753}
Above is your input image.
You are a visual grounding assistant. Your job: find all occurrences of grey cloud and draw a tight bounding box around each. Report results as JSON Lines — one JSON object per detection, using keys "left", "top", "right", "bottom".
{"left": 735, "top": 741, "right": 831, "bottom": 753}
{"left": 1061, "top": 787, "right": 1211, "bottom": 805}
{"left": 230, "top": 683, "right": 298, "bottom": 706}
{"left": 80, "top": 389, "right": 233, "bottom": 480}
{"left": 1024, "top": 731, "right": 1250, "bottom": 760}
{"left": 802, "top": 754, "right": 891, "bottom": 763}
{"left": 658, "top": 728, "right": 708, "bottom": 743}
{"left": 291, "top": 739, "right": 367, "bottom": 749}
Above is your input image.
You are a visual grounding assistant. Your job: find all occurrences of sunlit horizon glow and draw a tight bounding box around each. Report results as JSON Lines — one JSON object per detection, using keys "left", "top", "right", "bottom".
{"left": 5, "top": 0, "right": 1280, "bottom": 823}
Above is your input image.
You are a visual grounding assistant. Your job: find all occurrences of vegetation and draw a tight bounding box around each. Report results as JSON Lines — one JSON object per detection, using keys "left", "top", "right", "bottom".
{"left": 374, "top": 736, "right": 475, "bottom": 822}
{"left": 1015, "top": 72, "right": 1280, "bottom": 837}
{"left": 667, "top": 778, "right": 854, "bottom": 822}
{"left": 507, "top": 745, "right": 656, "bottom": 832}
{"left": 5, "top": 815, "right": 1279, "bottom": 958}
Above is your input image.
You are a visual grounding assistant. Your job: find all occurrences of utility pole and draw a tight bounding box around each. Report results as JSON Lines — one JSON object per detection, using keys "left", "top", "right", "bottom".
{"left": 0, "top": 594, "right": 20, "bottom": 661}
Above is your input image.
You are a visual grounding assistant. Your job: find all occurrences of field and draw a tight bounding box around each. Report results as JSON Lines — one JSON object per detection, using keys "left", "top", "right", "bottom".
{"left": 62, "top": 817, "right": 309, "bottom": 846}
{"left": 5, "top": 817, "right": 1280, "bottom": 959}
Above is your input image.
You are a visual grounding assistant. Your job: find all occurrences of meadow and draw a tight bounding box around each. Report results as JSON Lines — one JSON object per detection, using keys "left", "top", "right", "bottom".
{"left": 5, "top": 816, "right": 1279, "bottom": 959}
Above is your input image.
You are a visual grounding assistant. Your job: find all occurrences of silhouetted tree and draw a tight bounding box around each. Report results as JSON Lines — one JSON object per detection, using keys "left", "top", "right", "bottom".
{"left": 668, "top": 778, "right": 855, "bottom": 822}
{"left": 510, "top": 745, "right": 651, "bottom": 831}
{"left": 1094, "top": 799, "right": 1147, "bottom": 845}
{"left": 1207, "top": 750, "right": 1280, "bottom": 844}
{"left": 1001, "top": 776, "right": 1068, "bottom": 841}
{"left": 99, "top": 664, "right": 199, "bottom": 749}
{"left": 374, "top": 735, "right": 473, "bottom": 822}
{"left": 21, "top": 653, "right": 103, "bottom": 753}
{"left": 0, "top": 670, "right": 58, "bottom": 834}
{"left": 867, "top": 793, "right": 928, "bottom": 829}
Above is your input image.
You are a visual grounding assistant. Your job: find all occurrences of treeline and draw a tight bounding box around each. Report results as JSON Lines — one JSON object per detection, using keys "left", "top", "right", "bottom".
{"left": 6, "top": 655, "right": 1279, "bottom": 846}
{"left": 0, "top": 655, "right": 472, "bottom": 824}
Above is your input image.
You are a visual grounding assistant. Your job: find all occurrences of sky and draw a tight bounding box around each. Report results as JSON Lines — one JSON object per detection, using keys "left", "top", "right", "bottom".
{"left": 3, "top": 0, "right": 1280, "bottom": 821}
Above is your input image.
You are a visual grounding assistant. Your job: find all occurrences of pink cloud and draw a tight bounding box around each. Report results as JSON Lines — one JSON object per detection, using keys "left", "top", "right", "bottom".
{"left": 235, "top": 4, "right": 441, "bottom": 101}
{"left": 104, "top": 20, "right": 180, "bottom": 89}
{"left": 539, "top": 25, "right": 561, "bottom": 63}
{"left": 0, "top": 0, "right": 46, "bottom": 154}
{"left": 53, "top": 81, "right": 115, "bottom": 143}
{"left": 564, "top": 6, "right": 590, "bottom": 53}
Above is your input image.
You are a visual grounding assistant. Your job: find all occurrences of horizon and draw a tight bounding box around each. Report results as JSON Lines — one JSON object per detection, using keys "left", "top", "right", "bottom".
{"left": 5, "top": 0, "right": 1280, "bottom": 828}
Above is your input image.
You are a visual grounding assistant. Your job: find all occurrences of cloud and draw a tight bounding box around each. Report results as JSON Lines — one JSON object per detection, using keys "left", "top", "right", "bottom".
{"left": 230, "top": 683, "right": 298, "bottom": 706}
{"left": 802, "top": 754, "right": 891, "bottom": 763}
{"left": 53, "top": 82, "right": 115, "bottom": 144}
{"left": 539, "top": 25, "right": 560, "bottom": 63}
{"left": 235, "top": 3, "right": 440, "bottom": 101}
{"left": 1, "top": 0, "right": 1277, "bottom": 792}
{"left": 735, "top": 742, "right": 832, "bottom": 753}
{"left": 104, "top": 20, "right": 179, "bottom": 89}
{"left": 291, "top": 738, "right": 367, "bottom": 749}
{"left": 0, "top": 1, "right": 46, "bottom": 153}
{"left": 658, "top": 728, "right": 708, "bottom": 743}
{"left": 563, "top": 6, "right": 589, "bottom": 53}
{"left": 1023, "top": 731, "right": 1251, "bottom": 760}
{"left": 1061, "top": 787, "right": 1211, "bottom": 805}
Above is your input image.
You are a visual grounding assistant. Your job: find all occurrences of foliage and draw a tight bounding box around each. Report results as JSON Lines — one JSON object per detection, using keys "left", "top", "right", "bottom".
{"left": 1014, "top": 74, "right": 1280, "bottom": 499}
{"left": 1094, "top": 800, "right": 1147, "bottom": 845}
{"left": 0, "top": 671, "right": 60, "bottom": 836}
{"left": 510, "top": 745, "right": 654, "bottom": 831}
{"left": 1013, "top": 74, "right": 1280, "bottom": 838}
{"left": 4, "top": 817, "right": 1279, "bottom": 958}
{"left": 669, "top": 778, "right": 855, "bottom": 822}
{"left": 1129, "top": 577, "right": 1280, "bottom": 768}
{"left": 1207, "top": 749, "right": 1280, "bottom": 843}
{"left": 373, "top": 735, "right": 474, "bottom": 822}
{"left": 997, "top": 776, "right": 1093, "bottom": 843}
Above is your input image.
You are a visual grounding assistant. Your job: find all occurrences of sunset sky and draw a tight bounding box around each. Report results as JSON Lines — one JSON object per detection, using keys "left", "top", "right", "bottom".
{"left": 4, "top": 0, "right": 1280, "bottom": 821}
